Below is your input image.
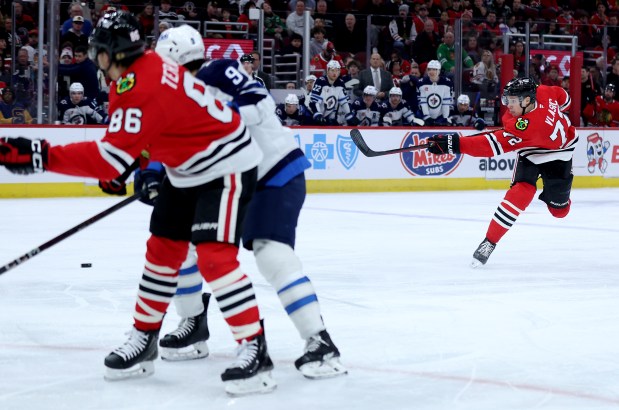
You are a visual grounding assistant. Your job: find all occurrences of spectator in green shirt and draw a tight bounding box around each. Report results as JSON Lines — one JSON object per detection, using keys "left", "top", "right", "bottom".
{"left": 436, "top": 30, "right": 474, "bottom": 74}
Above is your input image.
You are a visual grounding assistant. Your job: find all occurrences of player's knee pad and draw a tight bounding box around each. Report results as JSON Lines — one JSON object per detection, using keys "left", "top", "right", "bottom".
{"left": 253, "top": 239, "right": 302, "bottom": 289}
{"left": 539, "top": 174, "right": 573, "bottom": 217}
{"left": 146, "top": 235, "right": 189, "bottom": 271}
{"left": 195, "top": 242, "right": 240, "bottom": 281}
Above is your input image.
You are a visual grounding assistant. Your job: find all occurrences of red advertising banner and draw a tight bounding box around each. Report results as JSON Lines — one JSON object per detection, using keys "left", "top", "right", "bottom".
{"left": 530, "top": 50, "right": 584, "bottom": 77}
{"left": 203, "top": 39, "right": 254, "bottom": 60}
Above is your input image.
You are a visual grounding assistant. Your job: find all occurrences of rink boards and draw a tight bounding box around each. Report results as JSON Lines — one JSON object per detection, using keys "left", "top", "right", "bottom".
{"left": 0, "top": 125, "right": 617, "bottom": 197}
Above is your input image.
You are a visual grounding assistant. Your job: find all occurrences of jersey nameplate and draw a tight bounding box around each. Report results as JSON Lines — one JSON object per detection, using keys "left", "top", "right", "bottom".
{"left": 117, "top": 73, "right": 136, "bottom": 94}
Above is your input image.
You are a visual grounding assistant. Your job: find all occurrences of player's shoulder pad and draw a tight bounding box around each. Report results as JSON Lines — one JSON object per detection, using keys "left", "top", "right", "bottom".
{"left": 315, "top": 76, "right": 330, "bottom": 87}
{"left": 438, "top": 76, "right": 453, "bottom": 86}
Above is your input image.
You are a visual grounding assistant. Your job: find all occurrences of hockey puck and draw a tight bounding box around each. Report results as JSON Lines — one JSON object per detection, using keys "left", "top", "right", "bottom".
{"left": 81, "top": 263, "right": 92, "bottom": 268}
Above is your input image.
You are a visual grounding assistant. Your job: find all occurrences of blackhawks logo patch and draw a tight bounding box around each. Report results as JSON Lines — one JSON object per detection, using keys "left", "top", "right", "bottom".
{"left": 515, "top": 117, "right": 529, "bottom": 131}
{"left": 116, "top": 73, "right": 136, "bottom": 94}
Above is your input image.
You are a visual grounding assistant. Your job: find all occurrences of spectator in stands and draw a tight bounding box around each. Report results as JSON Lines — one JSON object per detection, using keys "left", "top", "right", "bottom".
{"left": 464, "top": 36, "right": 481, "bottom": 64}
{"left": 250, "top": 51, "right": 273, "bottom": 90}
{"left": 472, "top": 49, "right": 497, "bottom": 93}
{"left": 437, "top": 30, "right": 474, "bottom": 75}
{"left": 389, "top": 4, "right": 416, "bottom": 59}
{"left": 60, "top": 16, "right": 89, "bottom": 50}
{"left": 313, "top": 0, "right": 335, "bottom": 41}
{"left": 61, "top": 2, "right": 94, "bottom": 37}
{"left": 606, "top": 58, "right": 619, "bottom": 89}
{"left": 590, "top": 2, "right": 609, "bottom": 32}
{"left": 413, "top": 4, "right": 436, "bottom": 36}
{"left": 289, "top": 0, "right": 316, "bottom": 12}
{"left": 159, "top": 0, "right": 181, "bottom": 21}
{"left": 512, "top": 40, "right": 526, "bottom": 76}
{"left": 561, "top": 76, "right": 570, "bottom": 93}
{"left": 276, "top": 93, "right": 311, "bottom": 125}
{"left": 158, "top": 21, "right": 172, "bottom": 35}
{"left": 608, "top": 13, "right": 619, "bottom": 51}
{"left": 471, "top": 0, "right": 488, "bottom": 22}
{"left": 262, "top": 1, "right": 286, "bottom": 47}
{"left": 137, "top": 3, "right": 155, "bottom": 38}
{"left": 478, "top": 11, "right": 502, "bottom": 37}
{"left": 280, "top": 33, "right": 303, "bottom": 55}
{"left": 492, "top": 0, "right": 512, "bottom": 23}
{"left": 178, "top": 1, "right": 204, "bottom": 21}
{"left": 572, "top": 10, "right": 595, "bottom": 49}
{"left": 310, "top": 41, "right": 346, "bottom": 77}
{"left": 0, "top": 87, "right": 33, "bottom": 124}
{"left": 542, "top": 65, "right": 562, "bottom": 87}
{"left": 205, "top": 1, "right": 221, "bottom": 23}
{"left": 58, "top": 82, "right": 105, "bottom": 125}
{"left": 13, "top": 1, "right": 35, "bottom": 32}
{"left": 286, "top": 0, "right": 314, "bottom": 37}
{"left": 238, "top": 1, "right": 259, "bottom": 38}
{"left": 386, "top": 50, "right": 411, "bottom": 77}
{"left": 334, "top": 14, "right": 366, "bottom": 57}
{"left": 581, "top": 65, "right": 602, "bottom": 125}
{"left": 3, "top": 19, "right": 14, "bottom": 52}
{"left": 349, "top": 85, "right": 388, "bottom": 126}
{"left": 341, "top": 60, "right": 361, "bottom": 99}
{"left": 583, "top": 83, "right": 619, "bottom": 127}
{"left": 309, "top": 27, "right": 328, "bottom": 58}
{"left": 60, "top": 47, "right": 73, "bottom": 65}
{"left": 446, "top": 0, "right": 464, "bottom": 26}
{"left": 460, "top": 9, "right": 479, "bottom": 38}
{"left": 437, "top": 11, "right": 451, "bottom": 38}
{"left": 417, "top": 60, "right": 453, "bottom": 126}
{"left": 0, "top": 35, "right": 10, "bottom": 84}
{"left": 12, "top": 48, "right": 35, "bottom": 108}
{"left": 57, "top": 45, "right": 100, "bottom": 102}
{"left": 556, "top": 7, "right": 574, "bottom": 34}
{"left": 356, "top": 53, "right": 392, "bottom": 99}
{"left": 412, "top": 19, "right": 441, "bottom": 68}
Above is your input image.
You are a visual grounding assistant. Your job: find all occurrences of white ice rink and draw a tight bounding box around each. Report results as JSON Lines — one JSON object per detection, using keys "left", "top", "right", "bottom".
{"left": 1, "top": 188, "right": 618, "bottom": 410}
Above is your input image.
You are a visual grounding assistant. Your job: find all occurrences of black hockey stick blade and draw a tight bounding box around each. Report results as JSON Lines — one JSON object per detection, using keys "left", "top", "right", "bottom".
{"left": 350, "top": 128, "right": 430, "bottom": 157}
{"left": 0, "top": 193, "right": 141, "bottom": 276}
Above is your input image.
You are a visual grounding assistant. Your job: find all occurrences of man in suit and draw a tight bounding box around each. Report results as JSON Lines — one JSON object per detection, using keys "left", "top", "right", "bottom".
{"left": 356, "top": 53, "right": 392, "bottom": 99}
{"left": 251, "top": 51, "right": 273, "bottom": 91}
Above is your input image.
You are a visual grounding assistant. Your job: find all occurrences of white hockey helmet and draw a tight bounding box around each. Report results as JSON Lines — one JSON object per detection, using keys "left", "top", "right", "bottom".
{"left": 305, "top": 74, "right": 317, "bottom": 83}
{"left": 389, "top": 86, "right": 402, "bottom": 96}
{"left": 363, "top": 85, "right": 378, "bottom": 96}
{"left": 457, "top": 94, "right": 470, "bottom": 105}
{"left": 155, "top": 24, "right": 205, "bottom": 65}
{"left": 427, "top": 59, "right": 441, "bottom": 70}
{"left": 285, "top": 93, "right": 299, "bottom": 105}
{"left": 326, "top": 59, "right": 341, "bottom": 70}
{"left": 69, "top": 82, "right": 84, "bottom": 93}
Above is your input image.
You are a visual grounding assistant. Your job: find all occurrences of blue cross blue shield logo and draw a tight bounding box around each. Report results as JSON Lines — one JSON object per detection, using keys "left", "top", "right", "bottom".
{"left": 336, "top": 134, "right": 358, "bottom": 170}
{"left": 305, "top": 134, "right": 334, "bottom": 170}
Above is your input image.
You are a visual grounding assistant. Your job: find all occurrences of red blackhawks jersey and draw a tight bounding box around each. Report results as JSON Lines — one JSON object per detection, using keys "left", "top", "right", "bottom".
{"left": 583, "top": 95, "right": 619, "bottom": 127}
{"left": 460, "top": 85, "right": 577, "bottom": 164}
{"left": 46, "top": 51, "right": 261, "bottom": 187}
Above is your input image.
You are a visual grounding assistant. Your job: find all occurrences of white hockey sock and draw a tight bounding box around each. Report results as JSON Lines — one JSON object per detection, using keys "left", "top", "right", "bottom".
{"left": 173, "top": 247, "right": 204, "bottom": 318}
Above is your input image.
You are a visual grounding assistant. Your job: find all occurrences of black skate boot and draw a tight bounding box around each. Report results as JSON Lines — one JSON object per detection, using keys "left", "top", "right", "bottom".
{"left": 295, "top": 330, "right": 347, "bottom": 379}
{"left": 221, "top": 333, "right": 277, "bottom": 396}
{"left": 104, "top": 327, "right": 159, "bottom": 381}
{"left": 471, "top": 238, "right": 496, "bottom": 268}
{"left": 159, "top": 293, "right": 211, "bottom": 361}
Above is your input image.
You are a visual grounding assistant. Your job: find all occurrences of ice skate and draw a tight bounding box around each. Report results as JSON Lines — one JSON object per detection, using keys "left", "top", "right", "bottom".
{"left": 221, "top": 333, "right": 277, "bottom": 396}
{"left": 471, "top": 238, "right": 496, "bottom": 268}
{"left": 160, "top": 293, "right": 211, "bottom": 361}
{"left": 104, "top": 327, "right": 159, "bottom": 381}
{"left": 295, "top": 330, "right": 347, "bottom": 379}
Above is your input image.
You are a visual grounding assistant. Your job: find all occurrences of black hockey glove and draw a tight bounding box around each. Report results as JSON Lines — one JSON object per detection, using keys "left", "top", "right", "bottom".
{"left": 423, "top": 116, "right": 435, "bottom": 126}
{"left": 0, "top": 137, "right": 49, "bottom": 175}
{"left": 427, "top": 133, "right": 460, "bottom": 155}
{"left": 474, "top": 118, "right": 485, "bottom": 131}
{"left": 99, "top": 179, "right": 127, "bottom": 196}
{"left": 134, "top": 168, "right": 163, "bottom": 206}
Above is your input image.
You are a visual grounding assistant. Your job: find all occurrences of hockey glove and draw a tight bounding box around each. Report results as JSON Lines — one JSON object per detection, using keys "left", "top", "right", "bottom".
{"left": 474, "top": 118, "right": 485, "bottom": 131}
{"left": 423, "top": 116, "right": 435, "bottom": 126}
{"left": 134, "top": 168, "right": 164, "bottom": 206}
{"left": 313, "top": 112, "right": 325, "bottom": 125}
{"left": 0, "top": 137, "right": 49, "bottom": 175}
{"left": 99, "top": 179, "right": 127, "bottom": 196}
{"left": 427, "top": 133, "right": 460, "bottom": 155}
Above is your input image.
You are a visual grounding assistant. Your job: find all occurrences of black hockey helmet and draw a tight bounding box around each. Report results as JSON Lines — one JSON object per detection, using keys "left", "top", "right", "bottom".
{"left": 88, "top": 11, "right": 144, "bottom": 65}
{"left": 605, "top": 83, "right": 616, "bottom": 95}
{"left": 240, "top": 53, "right": 254, "bottom": 63}
{"left": 501, "top": 77, "right": 538, "bottom": 106}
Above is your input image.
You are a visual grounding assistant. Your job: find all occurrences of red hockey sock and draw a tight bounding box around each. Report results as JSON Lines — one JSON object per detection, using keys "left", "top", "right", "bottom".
{"left": 486, "top": 182, "right": 536, "bottom": 244}
{"left": 196, "top": 242, "right": 262, "bottom": 342}
{"left": 134, "top": 236, "right": 189, "bottom": 331}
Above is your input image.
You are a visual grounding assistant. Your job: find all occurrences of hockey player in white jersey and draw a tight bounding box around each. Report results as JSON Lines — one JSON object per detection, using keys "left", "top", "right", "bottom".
{"left": 450, "top": 94, "right": 486, "bottom": 130}
{"left": 349, "top": 85, "right": 388, "bottom": 126}
{"left": 383, "top": 86, "right": 424, "bottom": 126}
{"left": 155, "top": 25, "right": 346, "bottom": 382}
{"left": 276, "top": 93, "right": 311, "bottom": 126}
{"left": 309, "top": 59, "right": 354, "bottom": 125}
{"left": 417, "top": 60, "right": 454, "bottom": 126}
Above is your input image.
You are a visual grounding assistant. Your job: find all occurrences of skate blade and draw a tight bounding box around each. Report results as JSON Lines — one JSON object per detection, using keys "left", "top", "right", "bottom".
{"left": 160, "top": 341, "right": 209, "bottom": 361}
{"left": 104, "top": 361, "right": 155, "bottom": 381}
{"left": 299, "top": 357, "right": 348, "bottom": 379}
{"left": 470, "top": 258, "right": 484, "bottom": 269}
{"left": 224, "top": 371, "right": 277, "bottom": 396}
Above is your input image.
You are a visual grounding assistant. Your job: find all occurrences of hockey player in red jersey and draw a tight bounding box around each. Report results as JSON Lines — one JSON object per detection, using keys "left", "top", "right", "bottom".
{"left": 427, "top": 77, "right": 577, "bottom": 267}
{"left": 583, "top": 83, "right": 619, "bottom": 127}
{"left": 0, "top": 11, "right": 275, "bottom": 395}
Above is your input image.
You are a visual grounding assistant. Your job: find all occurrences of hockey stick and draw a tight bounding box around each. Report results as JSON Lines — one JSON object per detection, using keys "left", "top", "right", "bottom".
{"left": 0, "top": 193, "right": 141, "bottom": 275}
{"left": 350, "top": 128, "right": 430, "bottom": 157}
{"left": 0, "top": 158, "right": 143, "bottom": 276}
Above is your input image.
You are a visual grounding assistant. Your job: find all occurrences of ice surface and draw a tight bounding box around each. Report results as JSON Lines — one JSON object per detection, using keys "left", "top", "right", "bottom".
{"left": 1, "top": 189, "right": 618, "bottom": 410}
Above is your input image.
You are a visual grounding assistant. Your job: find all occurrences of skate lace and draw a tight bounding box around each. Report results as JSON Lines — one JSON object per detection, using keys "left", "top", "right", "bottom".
{"left": 477, "top": 241, "right": 495, "bottom": 257}
{"left": 305, "top": 335, "right": 327, "bottom": 353}
{"left": 168, "top": 317, "right": 196, "bottom": 339}
{"left": 113, "top": 328, "right": 149, "bottom": 360}
{"left": 230, "top": 339, "right": 259, "bottom": 369}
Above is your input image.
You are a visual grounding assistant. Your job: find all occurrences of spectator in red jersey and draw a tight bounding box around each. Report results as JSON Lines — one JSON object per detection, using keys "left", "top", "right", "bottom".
{"left": 137, "top": 3, "right": 155, "bottom": 38}
{"left": 542, "top": 65, "right": 562, "bottom": 87}
{"left": 413, "top": 4, "right": 436, "bottom": 36}
{"left": 13, "top": 1, "right": 36, "bottom": 32}
{"left": 446, "top": 0, "right": 464, "bottom": 25}
{"left": 477, "top": 11, "right": 502, "bottom": 36}
{"left": 310, "top": 41, "right": 346, "bottom": 77}
{"left": 583, "top": 84, "right": 619, "bottom": 127}
{"left": 590, "top": 2, "right": 609, "bottom": 32}
{"left": 428, "top": 78, "right": 577, "bottom": 268}
{"left": 238, "top": 1, "right": 259, "bottom": 38}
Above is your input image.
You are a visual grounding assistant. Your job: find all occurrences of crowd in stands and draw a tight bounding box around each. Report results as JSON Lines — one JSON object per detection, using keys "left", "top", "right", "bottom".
{"left": 0, "top": 0, "right": 618, "bottom": 127}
